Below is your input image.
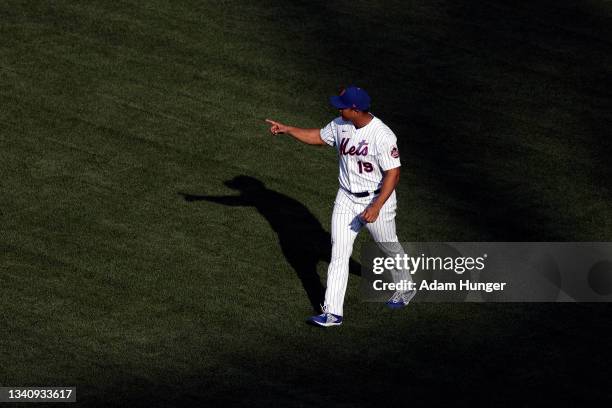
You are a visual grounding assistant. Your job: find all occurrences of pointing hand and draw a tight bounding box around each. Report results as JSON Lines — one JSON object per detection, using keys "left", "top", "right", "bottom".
{"left": 265, "top": 119, "right": 289, "bottom": 135}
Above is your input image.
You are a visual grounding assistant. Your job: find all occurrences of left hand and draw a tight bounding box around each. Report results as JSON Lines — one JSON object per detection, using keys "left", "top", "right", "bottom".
{"left": 360, "top": 205, "right": 381, "bottom": 223}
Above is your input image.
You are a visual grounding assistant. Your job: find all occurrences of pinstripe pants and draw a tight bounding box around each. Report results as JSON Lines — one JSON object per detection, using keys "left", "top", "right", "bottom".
{"left": 324, "top": 188, "right": 411, "bottom": 316}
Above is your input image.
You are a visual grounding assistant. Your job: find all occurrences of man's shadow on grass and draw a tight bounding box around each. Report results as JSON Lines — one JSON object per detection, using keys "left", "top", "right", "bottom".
{"left": 179, "top": 175, "right": 360, "bottom": 312}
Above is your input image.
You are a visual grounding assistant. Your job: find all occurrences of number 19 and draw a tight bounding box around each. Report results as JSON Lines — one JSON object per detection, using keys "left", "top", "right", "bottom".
{"left": 357, "top": 161, "right": 374, "bottom": 173}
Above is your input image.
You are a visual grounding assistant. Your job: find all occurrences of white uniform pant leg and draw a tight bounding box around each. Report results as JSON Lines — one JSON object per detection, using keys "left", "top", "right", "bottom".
{"left": 324, "top": 191, "right": 362, "bottom": 316}
{"left": 365, "top": 193, "right": 412, "bottom": 288}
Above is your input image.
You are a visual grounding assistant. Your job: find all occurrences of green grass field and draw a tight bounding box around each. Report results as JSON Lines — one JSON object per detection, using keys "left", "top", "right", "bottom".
{"left": 2, "top": 0, "right": 612, "bottom": 406}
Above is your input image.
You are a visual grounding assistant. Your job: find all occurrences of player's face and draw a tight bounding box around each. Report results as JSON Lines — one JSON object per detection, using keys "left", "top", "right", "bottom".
{"left": 339, "top": 108, "right": 348, "bottom": 120}
{"left": 339, "top": 108, "right": 356, "bottom": 121}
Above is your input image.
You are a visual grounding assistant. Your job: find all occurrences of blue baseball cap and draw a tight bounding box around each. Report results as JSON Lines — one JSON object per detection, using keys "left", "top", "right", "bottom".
{"left": 330, "top": 86, "right": 371, "bottom": 111}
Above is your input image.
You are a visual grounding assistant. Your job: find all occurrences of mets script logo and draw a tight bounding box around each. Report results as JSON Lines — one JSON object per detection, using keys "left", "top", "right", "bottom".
{"left": 390, "top": 146, "right": 399, "bottom": 158}
{"left": 339, "top": 138, "right": 368, "bottom": 156}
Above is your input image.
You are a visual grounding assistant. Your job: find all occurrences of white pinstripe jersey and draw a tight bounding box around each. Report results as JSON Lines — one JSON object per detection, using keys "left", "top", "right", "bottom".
{"left": 320, "top": 115, "right": 401, "bottom": 193}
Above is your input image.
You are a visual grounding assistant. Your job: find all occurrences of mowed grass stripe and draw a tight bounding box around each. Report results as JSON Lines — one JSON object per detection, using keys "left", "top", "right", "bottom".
{"left": 1, "top": 20, "right": 340, "bottom": 198}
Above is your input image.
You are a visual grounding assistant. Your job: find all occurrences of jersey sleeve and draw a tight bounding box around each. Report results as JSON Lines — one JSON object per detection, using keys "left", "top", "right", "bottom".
{"left": 320, "top": 120, "right": 336, "bottom": 147}
{"left": 377, "top": 132, "right": 401, "bottom": 171}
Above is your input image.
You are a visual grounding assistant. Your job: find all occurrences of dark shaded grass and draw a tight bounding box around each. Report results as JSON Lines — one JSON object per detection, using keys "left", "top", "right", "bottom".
{"left": 285, "top": 0, "right": 612, "bottom": 241}
{"left": 1, "top": 0, "right": 612, "bottom": 406}
{"left": 69, "top": 304, "right": 612, "bottom": 407}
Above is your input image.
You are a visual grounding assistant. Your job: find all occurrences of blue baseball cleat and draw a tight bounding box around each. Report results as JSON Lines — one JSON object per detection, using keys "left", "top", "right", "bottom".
{"left": 386, "top": 289, "right": 416, "bottom": 309}
{"left": 307, "top": 311, "right": 343, "bottom": 327}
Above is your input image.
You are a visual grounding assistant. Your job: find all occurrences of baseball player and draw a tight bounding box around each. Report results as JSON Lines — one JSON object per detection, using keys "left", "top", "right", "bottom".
{"left": 266, "top": 86, "right": 415, "bottom": 327}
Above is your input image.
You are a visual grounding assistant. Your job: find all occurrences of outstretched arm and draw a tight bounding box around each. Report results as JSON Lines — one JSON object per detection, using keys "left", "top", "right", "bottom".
{"left": 265, "top": 119, "right": 327, "bottom": 146}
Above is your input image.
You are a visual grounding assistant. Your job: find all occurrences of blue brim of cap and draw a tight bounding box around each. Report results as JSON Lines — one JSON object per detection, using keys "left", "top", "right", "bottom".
{"left": 330, "top": 95, "right": 350, "bottom": 109}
